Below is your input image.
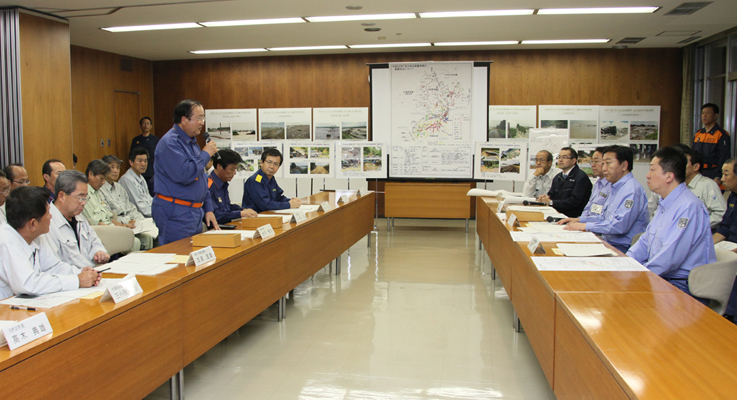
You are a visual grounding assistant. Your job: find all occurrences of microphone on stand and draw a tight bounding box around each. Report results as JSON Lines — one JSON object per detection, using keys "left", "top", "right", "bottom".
{"left": 523, "top": 200, "right": 547, "bottom": 206}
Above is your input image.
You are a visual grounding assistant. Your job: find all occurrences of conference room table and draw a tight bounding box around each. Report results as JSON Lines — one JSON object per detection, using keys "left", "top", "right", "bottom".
{"left": 476, "top": 196, "right": 737, "bottom": 399}
{"left": 0, "top": 190, "right": 374, "bottom": 400}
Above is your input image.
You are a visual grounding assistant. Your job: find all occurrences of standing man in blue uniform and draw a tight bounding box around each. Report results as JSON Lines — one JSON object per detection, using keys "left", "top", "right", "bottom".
{"left": 692, "top": 103, "right": 731, "bottom": 184}
{"left": 242, "top": 148, "right": 302, "bottom": 213}
{"left": 207, "top": 149, "right": 257, "bottom": 224}
{"left": 537, "top": 147, "right": 592, "bottom": 218}
{"left": 153, "top": 100, "right": 219, "bottom": 245}
{"left": 564, "top": 145, "right": 649, "bottom": 252}
{"left": 130, "top": 117, "right": 159, "bottom": 195}
{"left": 627, "top": 147, "right": 715, "bottom": 302}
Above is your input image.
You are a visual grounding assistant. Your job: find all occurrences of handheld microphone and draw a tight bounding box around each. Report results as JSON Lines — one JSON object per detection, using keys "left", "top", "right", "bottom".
{"left": 523, "top": 200, "right": 547, "bottom": 206}
{"left": 546, "top": 216, "right": 564, "bottom": 223}
{"left": 202, "top": 132, "right": 220, "bottom": 159}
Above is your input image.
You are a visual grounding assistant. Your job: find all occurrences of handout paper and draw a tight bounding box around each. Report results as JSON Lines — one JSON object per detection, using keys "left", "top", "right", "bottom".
{"left": 510, "top": 232, "right": 601, "bottom": 243}
{"left": 532, "top": 257, "right": 647, "bottom": 271}
{"left": 555, "top": 243, "right": 617, "bottom": 257}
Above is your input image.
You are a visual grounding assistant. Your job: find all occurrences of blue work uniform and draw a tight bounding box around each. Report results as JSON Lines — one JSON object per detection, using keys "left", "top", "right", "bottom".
{"left": 206, "top": 171, "right": 243, "bottom": 224}
{"left": 583, "top": 173, "right": 649, "bottom": 253}
{"left": 242, "top": 169, "right": 290, "bottom": 213}
{"left": 152, "top": 125, "right": 211, "bottom": 245}
{"left": 716, "top": 193, "right": 737, "bottom": 316}
{"left": 578, "top": 178, "right": 612, "bottom": 223}
{"left": 627, "top": 183, "right": 715, "bottom": 301}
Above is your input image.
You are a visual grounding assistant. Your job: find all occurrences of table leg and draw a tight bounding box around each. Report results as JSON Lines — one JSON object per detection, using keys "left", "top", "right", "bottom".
{"left": 513, "top": 310, "right": 523, "bottom": 333}
{"left": 335, "top": 255, "right": 341, "bottom": 275}
{"left": 277, "top": 296, "right": 286, "bottom": 322}
{"left": 169, "top": 369, "right": 183, "bottom": 400}
{"left": 465, "top": 219, "right": 469, "bottom": 233}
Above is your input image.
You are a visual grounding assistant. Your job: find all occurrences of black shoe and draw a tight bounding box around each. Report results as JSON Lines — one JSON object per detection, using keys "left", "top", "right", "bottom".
{"left": 724, "top": 314, "right": 734, "bottom": 322}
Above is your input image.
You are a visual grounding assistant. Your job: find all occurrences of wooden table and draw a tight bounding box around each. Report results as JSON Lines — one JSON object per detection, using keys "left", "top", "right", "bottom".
{"left": 0, "top": 190, "right": 374, "bottom": 400}
{"left": 384, "top": 182, "right": 474, "bottom": 230}
{"left": 476, "top": 196, "right": 737, "bottom": 399}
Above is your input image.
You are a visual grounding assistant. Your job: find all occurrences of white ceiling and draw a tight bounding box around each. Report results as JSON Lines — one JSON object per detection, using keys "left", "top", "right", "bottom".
{"left": 3, "top": 0, "right": 736, "bottom": 60}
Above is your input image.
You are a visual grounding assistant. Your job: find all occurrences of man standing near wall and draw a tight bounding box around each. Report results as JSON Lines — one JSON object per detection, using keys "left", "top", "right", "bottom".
{"left": 153, "top": 99, "right": 219, "bottom": 245}
{"left": 41, "top": 159, "right": 66, "bottom": 202}
{"left": 129, "top": 117, "right": 159, "bottom": 195}
{"left": 693, "top": 103, "right": 731, "bottom": 184}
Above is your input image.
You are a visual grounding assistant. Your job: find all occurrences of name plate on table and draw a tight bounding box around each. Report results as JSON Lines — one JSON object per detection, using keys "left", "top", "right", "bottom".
{"left": 357, "top": 188, "right": 366, "bottom": 197}
{"left": 507, "top": 213, "right": 518, "bottom": 229}
{"left": 497, "top": 201, "right": 504, "bottom": 213}
{"left": 186, "top": 246, "right": 217, "bottom": 267}
{"left": 319, "top": 202, "right": 332, "bottom": 212}
{"left": 100, "top": 276, "right": 143, "bottom": 304}
{"left": 527, "top": 236, "right": 542, "bottom": 254}
{"left": 337, "top": 194, "right": 351, "bottom": 203}
{"left": 3, "top": 312, "right": 53, "bottom": 351}
{"left": 291, "top": 211, "right": 307, "bottom": 224}
{"left": 254, "top": 224, "right": 276, "bottom": 240}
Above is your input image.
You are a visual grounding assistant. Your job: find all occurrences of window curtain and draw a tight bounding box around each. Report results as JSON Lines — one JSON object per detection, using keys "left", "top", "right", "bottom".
{"left": 680, "top": 44, "right": 696, "bottom": 145}
{"left": 0, "top": 8, "right": 24, "bottom": 167}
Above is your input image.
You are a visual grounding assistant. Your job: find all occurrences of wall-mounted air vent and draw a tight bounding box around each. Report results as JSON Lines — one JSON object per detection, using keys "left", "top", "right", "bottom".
{"left": 664, "top": 2, "right": 712, "bottom": 16}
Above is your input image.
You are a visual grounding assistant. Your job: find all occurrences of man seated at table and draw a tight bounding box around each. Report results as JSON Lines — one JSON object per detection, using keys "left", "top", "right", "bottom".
{"left": 242, "top": 148, "right": 302, "bottom": 213}
{"left": 677, "top": 145, "right": 726, "bottom": 231}
{"left": 207, "top": 149, "right": 257, "bottom": 224}
{"left": 713, "top": 157, "right": 737, "bottom": 319}
{"left": 0, "top": 186, "right": 100, "bottom": 299}
{"left": 537, "top": 147, "right": 592, "bottom": 218}
{"left": 523, "top": 150, "right": 562, "bottom": 198}
{"left": 559, "top": 146, "right": 611, "bottom": 225}
{"left": 0, "top": 171, "right": 10, "bottom": 224}
{"left": 46, "top": 170, "right": 110, "bottom": 267}
{"left": 4, "top": 164, "right": 30, "bottom": 191}
{"left": 41, "top": 159, "right": 65, "bottom": 202}
{"left": 120, "top": 148, "right": 153, "bottom": 218}
{"left": 627, "top": 147, "right": 715, "bottom": 303}
{"left": 81, "top": 160, "right": 141, "bottom": 253}
{"left": 563, "top": 145, "right": 649, "bottom": 252}
{"left": 100, "top": 155, "right": 155, "bottom": 250}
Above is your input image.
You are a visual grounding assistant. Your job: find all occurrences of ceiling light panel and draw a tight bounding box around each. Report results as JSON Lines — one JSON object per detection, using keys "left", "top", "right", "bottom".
{"left": 268, "top": 45, "right": 348, "bottom": 51}
{"left": 419, "top": 10, "right": 534, "bottom": 18}
{"left": 101, "top": 23, "right": 202, "bottom": 32}
{"left": 349, "top": 43, "right": 432, "bottom": 49}
{"left": 200, "top": 18, "right": 305, "bottom": 27}
{"left": 522, "top": 39, "right": 611, "bottom": 44}
{"left": 434, "top": 41, "right": 518, "bottom": 46}
{"left": 190, "top": 48, "right": 267, "bottom": 54}
{"left": 537, "top": 7, "right": 659, "bottom": 15}
{"left": 306, "top": 13, "right": 416, "bottom": 22}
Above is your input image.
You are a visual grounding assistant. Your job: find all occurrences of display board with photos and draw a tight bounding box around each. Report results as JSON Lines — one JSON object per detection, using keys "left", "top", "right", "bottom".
{"left": 474, "top": 141, "right": 528, "bottom": 182}
{"left": 258, "top": 108, "right": 312, "bottom": 141}
{"left": 231, "top": 141, "right": 284, "bottom": 179}
{"left": 205, "top": 109, "right": 258, "bottom": 149}
{"left": 572, "top": 143, "right": 600, "bottom": 180}
{"left": 488, "top": 106, "right": 537, "bottom": 141}
{"left": 313, "top": 108, "right": 369, "bottom": 141}
{"left": 527, "top": 128, "right": 570, "bottom": 170}
{"left": 599, "top": 106, "right": 661, "bottom": 164}
{"left": 335, "top": 142, "right": 388, "bottom": 179}
{"left": 538, "top": 105, "right": 599, "bottom": 144}
{"left": 283, "top": 141, "right": 335, "bottom": 178}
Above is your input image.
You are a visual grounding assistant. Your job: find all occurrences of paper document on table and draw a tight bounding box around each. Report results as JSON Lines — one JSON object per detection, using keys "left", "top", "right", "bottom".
{"left": 132, "top": 218, "right": 159, "bottom": 238}
{"left": 715, "top": 241, "right": 737, "bottom": 251}
{"left": 510, "top": 232, "right": 601, "bottom": 243}
{"left": 556, "top": 243, "right": 617, "bottom": 257}
{"left": 523, "top": 222, "right": 569, "bottom": 233}
{"left": 0, "top": 278, "right": 128, "bottom": 308}
{"left": 273, "top": 204, "right": 320, "bottom": 214}
{"left": 110, "top": 253, "right": 177, "bottom": 265}
{"left": 502, "top": 196, "right": 538, "bottom": 204}
{"left": 257, "top": 214, "right": 292, "bottom": 223}
{"left": 506, "top": 205, "right": 557, "bottom": 213}
{"left": 101, "top": 260, "right": 179, "bottom": 276}
{"left": 466, "top": 188, "right": 501, "bottom": 197}
{"left": 203, "top": 229, "right": 256, "bottom": 240}
{"left": 532, "top": 257, "right": 647, "bottom": 271}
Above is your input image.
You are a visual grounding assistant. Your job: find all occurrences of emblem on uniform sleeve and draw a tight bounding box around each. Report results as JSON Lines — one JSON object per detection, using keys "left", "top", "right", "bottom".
{"left": 625, "top": 200, "right": 634, "bottom": 209}
{"left": 678, "top": 218, "right": 689, "bottom": 229}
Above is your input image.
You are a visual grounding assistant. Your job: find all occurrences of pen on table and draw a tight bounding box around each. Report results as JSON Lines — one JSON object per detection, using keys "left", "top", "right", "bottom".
{"left": 10, "top": 306, "right": 37, "bottom": 311}
{"left": 97, "top": 267, "right": 111, "bottom": 273}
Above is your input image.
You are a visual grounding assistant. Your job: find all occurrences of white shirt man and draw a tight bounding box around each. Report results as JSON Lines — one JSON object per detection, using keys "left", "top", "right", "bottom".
{"left": 120, "top": 150, "right": 153, "bottom": 218}
{"left": 523, "top": 150, "right": 562, "bottom": 198}
{"left": 0, "top": 186, "right": 100, "bottom": 299}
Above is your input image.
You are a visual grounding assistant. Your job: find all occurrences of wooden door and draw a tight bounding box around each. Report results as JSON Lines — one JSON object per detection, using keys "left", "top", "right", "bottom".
{"left": 113, "top": 91, "right": 140, "bottom": 173}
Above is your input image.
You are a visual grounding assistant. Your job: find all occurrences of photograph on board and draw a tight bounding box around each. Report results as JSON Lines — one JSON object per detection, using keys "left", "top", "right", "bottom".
{"left": 315, "top": 124, "right": 340, "bottom": 140}
{"left": 286, "top": 124, "right": 311, "bottom": 140}
{"left": 342, "top": 122, "right": 368, "bottom": 140}
{"left": 570, "top": 120, "right": 598, "bottom": 140}
{"left": 541, "top": 120, "right": 568, "bottom": 129}
{"left": 600, "top": 121, "right": 630, "bottom": 141}
{"left": 488, "top": 120, "right": 506, "bottom": 139}
{"left": 261, "top": 122, "right": 285, "bottom": 140}
{"left": 630, "top": 144, "right": 658, "bottom": 163}
{"left": 630, "top": 122, "right": 659, "bottom": 141}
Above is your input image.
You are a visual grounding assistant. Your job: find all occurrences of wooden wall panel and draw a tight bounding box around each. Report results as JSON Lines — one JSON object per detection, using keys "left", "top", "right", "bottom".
{"left": 18, "top": 13, "right": 73, "bottom": 186}
{"left": 153, "top": 49, "right": 682, "bottom": 146}
{"left": 70, "top": 46, "right": 154, "bottom": 172}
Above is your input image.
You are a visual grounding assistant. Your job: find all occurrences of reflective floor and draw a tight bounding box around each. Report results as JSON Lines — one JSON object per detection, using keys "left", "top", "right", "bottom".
{"left": 145, "top": 218, "right": 556, "bottom": 400}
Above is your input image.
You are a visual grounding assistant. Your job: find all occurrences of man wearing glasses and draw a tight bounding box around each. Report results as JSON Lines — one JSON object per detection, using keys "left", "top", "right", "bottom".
{"left": 46, "top": 170, "right": 110, "bottom": 267}
{"left": 153, "top": 99, "right": 219, "bottom": 245}
{"left": 538, "top": 147, "right": 592, "bottom": 218}
{"left": 3, "top": 164, "right": 30, "bottom": 190}
{"left": 523, "top": 151, "right": 561, "bottom": 198}
{"left": 0, "top": 171, "right": 10, "bottom": 224}
{"left": 242, "top": 148, "right": 302, "bottom": 213}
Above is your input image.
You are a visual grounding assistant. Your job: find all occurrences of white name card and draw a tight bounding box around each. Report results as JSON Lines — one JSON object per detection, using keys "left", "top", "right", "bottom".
{"left": 497, "top": 201, "right": 504, "bottom": 213}
{"left": 100, "top": 276, "right": 143, "bottom": 304}
{"left": 507, "top": 213, "right": 518, "bottom": 229}
{"left": 357, "top": 188, "right": 365, "bottom": 197}
{"left": 255, "top": 224, "right": 276, "bottom": 240}
{"left": 291, "top": 211, "right": 307, "bottom": 224}
{"left": 186, "top": 246, "right": 217, "bottom": 267}
{"left": 3, "top": 312, "right": 53, "bottom": 351}
{"left": 337, "top": 194, "right": 351, "bottom": 203}
{"left": 319, "top": 201, "right": 332, "bottom": 212}
{"left": 527, "top": 236, "right": 541, "bottom": 254}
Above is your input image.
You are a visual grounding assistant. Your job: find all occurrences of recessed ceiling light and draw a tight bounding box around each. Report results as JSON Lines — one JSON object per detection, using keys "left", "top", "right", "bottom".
{"left": 268, "top": 45, "right": 348, "bottom": 51}
{"left": 364, "top": 27, "right": 381, "bottom": 32}
{"left": 348, "top": 43, "right": 431, "bottom": 49}
{"left": 101, "top": 23, "right": 202, "bottom": 32}
{"left": 434, "top": 41, "right": 518, "bottom": 46}
{"left": 537, "top": 7, "right": 659, "bottom": 15}
{"left": 189, "top": 48, "right": 267, "bottom": 54}
{"left": 200, "top": 18, "right": 305, "bottom": 27}
{"left": 361, "top": 23, "right": 376, "bottom": 26}
{"left": 346, "top": 5, "right": 363, "bottom": 10}
{"left": 522, "top": 39, "right": 611, "bottom": 44}
{"left": 419, "top": 9, "right": 534, "bottom": 18}
{"left": 306, "top": 13, "right": 416, "bottom": 22}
